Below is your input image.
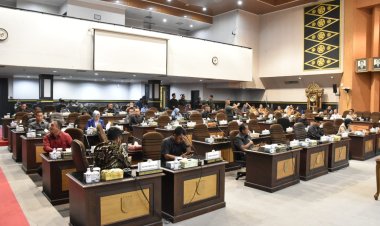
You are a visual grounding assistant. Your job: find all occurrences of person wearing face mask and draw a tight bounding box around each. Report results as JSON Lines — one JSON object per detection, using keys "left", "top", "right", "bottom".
{"left": 307, "top": 117, "right": 324, "bottom": 139}
{"left": 93, "top": 127, "right": 130, "bottom": 170}
{"left": 85, "top": 110, "right": 104, "bottom": 130}
{"left": 161, "top": 127, "right": 193, "bottom": 164}
{"left": 43, "top": 120, "right": 72, "bottom": 152}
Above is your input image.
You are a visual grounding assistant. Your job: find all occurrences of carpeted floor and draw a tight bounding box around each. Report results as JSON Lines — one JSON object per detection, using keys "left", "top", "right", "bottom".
{"left": 0, "top": 166, "right": 29, "bottom": 226}
{"left": 0, "top": 145, "right": 379, "bottom": 226}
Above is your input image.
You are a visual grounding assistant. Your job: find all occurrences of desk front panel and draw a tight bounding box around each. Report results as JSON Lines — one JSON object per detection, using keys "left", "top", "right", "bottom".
{"left": 328, "top": 139, "right": 350, "bottom": 171}
{"left": 2, "top": 118, "right": 13, "bottom": 140}
{"left": 12, "top": 130, "right": 26, "bottom": 162}
{"left": 299, "top": 144, "right": 329, "bottom": 180}
{"left": 7, "top": 126, "right": 15, "bottom": 152}
{"left": 349, "top": 135, "right": 376, "bottom": 161}
{"left": 21, "top": 136, "right": 44, "bottom": 174}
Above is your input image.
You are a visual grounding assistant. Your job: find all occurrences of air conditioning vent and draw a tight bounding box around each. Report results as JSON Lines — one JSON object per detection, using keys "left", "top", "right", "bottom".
{"left": 284, "top": 81, "right": 299, "bottom": 85}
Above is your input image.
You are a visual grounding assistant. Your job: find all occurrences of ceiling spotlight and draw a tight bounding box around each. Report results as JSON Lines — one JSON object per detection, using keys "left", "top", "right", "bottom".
{"left": 200, "top": 79, "right": 203, "bottom": 82}
{"left": 102, "top": 78, "right": 105, "bottom": 81}
{"left": 115, "top": 0, "right": 120, "bottom": 3}
{"left": 70, "top": 76, "right": 72, "bottom": 78}
{"left": 184, "top": 15, "right": 187, "bottom": 18}
{"left": 63, "top": 77, "right": 66, "bottom": 80}
{"left": 163, "top": 18, "right": 167, "bottom": 22}
{"left": 202, "top": 7, "right": 207, "bottom": 11}
{"left": 167, "top": 0, "right": 172, "bottom": 2}
{"left": 148, "top": 7, "right": 153, "bottom": 11}
{"left": 298, "top": 77, "right": 302, "bottom": 80}
{"left": 27, "top": 75, "right": 30, "bottom": 78}
{"left": 133, "top": 74, "right": 136, "bottom": 77}
{"left": 53, "top": 70, "right": 57, "bottom": 73}
{"left": 190, "top": 24, "right": 193, "bottom": 28}
{"left": 94, "top": 72, "right": 99, "bottom": 76}
{"left": 237, "top": 0, "right": 243, "bottom": 5}
{"left": 330, "top": 76, "right": 334, "bottom": 79}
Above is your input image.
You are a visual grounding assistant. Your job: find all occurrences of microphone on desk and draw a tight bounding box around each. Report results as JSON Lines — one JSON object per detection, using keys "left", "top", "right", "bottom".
{"left": 215, "top": 125, "right": 226, "bottom": 137}
{"left": 131, "top": 135, "right": 142, "bottom": 143}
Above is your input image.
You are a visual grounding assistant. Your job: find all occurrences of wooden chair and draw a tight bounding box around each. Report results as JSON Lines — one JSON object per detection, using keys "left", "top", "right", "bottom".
{"left": 216, "top": 112, "right": 227, "bottom": 121}
{"left": 71, "top": 139, "right": 89, "bottom": 173}
{"left": 189, "top": 113, "right": 203, "bottom": 124}
{"left": 228, "top": 121, "right": 239, "bottom": 134}
{"left": 274, "top": 112, "right": 282, "bottom": 120}
{"left": 97, "top": 124, "right": 108, "bottom": 143}
{"left": 375, "top": 158, "right": 380, "bottom": 200}
{"left": 230, "top": 130, "right": 246, "bottom": 180}
{"left": 76, "top": 115, "right": 91, "bottom": 130}
{"left": 142, "top": 132, "right": 164, "bottom": 161}
{"left": 277, "top": 117, "right": 291, "bottom": 132}
{"left": 293, "top": 122, "right": 307, "bottom": 141}
{"left": 166, "top": 110, "right": 173, "bottom": 116}
{"left": 43, "top": 105, "right": 56, "bottom": 113}
{"left": 355, "top": 111, "right": 363, "bottom": 118}
{"left": 333, "top": 119, "right": 344, "bottom": 134}
{"left": 67, "top": 112, "right": 80, "bottom": 124}
{"left": 145, "top": 110, "right": 155, "bottom": 119}
{"left": 248, "top": 112, "right": 257, "bottom": 120}
{"left": 98, "top": 106, "right": 106, "bottom": 113}
{"left": 323, "top": 121, "right": 335, "bottom": 135}
{"left": 269, "top": 124, "right": 287, "bottom": 144}
{"left": 371, "top": 112, "right": 380, "bottom": 122}
{"left": 362, "top": 111, "right": 371, "bottom": 120}
{"left": 248, "top": 119, "right": 261, "bottom": 132}
{"left": 192, "top": 124, "right": 210, "bottom": 141}
{"left": 14, "top": 112, "right": 28, "bottom": 122}
{"left": 65, "top": 128, "right": 84, "bottom": 144}
{"left": 157, "top": 115, "right": 171, "bottom": 128}
{"left": 149, "top": 107, "right": 158, "bottom": 113}
{"left": 50, "top": 113, "right": 65, "bottom": 123}
{"left": 342, "top": 110, "right": 350, "bottom": 118}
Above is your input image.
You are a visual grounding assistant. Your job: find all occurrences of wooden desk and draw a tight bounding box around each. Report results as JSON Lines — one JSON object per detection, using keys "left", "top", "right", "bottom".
{"left": 11, "top": 130, "right": 26, "bottom": 162}
{"left": 21, "top": 136, "right": 44, "bottom": 174}
{"left": 244, "top": 148, "right": 301, "bottom": 192}
{"left": 41, "top": 153, "right": 76, "bottom": 205}
{"left": 208, "top": 126, "right": 227, "bottom": 137}
{"left": 349, "top": 134, "right": 376, "bottom": 161}
{"left": 100, "top": 115, "right": 125, "bottom": 125}
{"left": 7, "top": 125, "right": 15, "bottom": 152}
{"left": 328, "top": 139, "right": 350, "bottom": 172}
{"left": 192, "top": 140, "right": 238, "bottom": 171}
{"left": 68, "top": 172, "right": 163, "bottom": 226}
{"left": 258, "top": 122, "right": 274, "bottom": 131}
{"left": 162, "top": 162, "right": 226, "bottom": 223}
{"left": 251, "top": 135, "right": 271, "bottom": 145}
{"left": 351, "top": 121, "right": 380, "bottom": 131}
{"left": 132, "top": 125, "right": 157, "bottom": 143}
{"left": 1, "top": 117, "right": 14, "bottom": 140}
{"left": 299, "top": 143, "right": 329, "bottom": 180}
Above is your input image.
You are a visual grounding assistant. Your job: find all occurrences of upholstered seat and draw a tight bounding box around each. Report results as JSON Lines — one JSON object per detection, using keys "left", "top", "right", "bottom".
{"left": 67, "top": 112, "right": 80, "bottom": 124}
{"left": 342, "top": 110, "right": 350, "bottom": 118}
{"left": 15, "top": 112, "right": 28, "bottom": 122}
{"left": 248, "top": 112, "right": 257, "bottom": 119}
{"left": 216, "top": 112, "right": 227, "bottom": 121}
{"left": 323, "top": 121, "right": 335, "bottom": 135}
{"left": 189, "top": 113, "right": 203, "bottom": 124}
{"left": 65, "top": 128, "right": 84, "bottom": 144}
{"left": 75, "top": 115, "right": 91, "bottom": 130}
{"left": 157, "top": 115, "right": 171, "bottom": 128}
{"left": 293, "top": 122, "right": 307, "bottom": 140}
{"left": 71, "top": 139, "right": 89, "bottom": 173}
{"left": 333, "top": 119, "right": 344, "bottom": 134}
{"left": 97, "top": 124, "right": 108, "bottom": 143}
{"left": 230, "top": 130, "right": 246, "bottom": 180}
{"left": 228, "top": 121, "right": 239, "bottom": 134}
{"left": 145, "top": 110, "right": 155, "bottom": 119}
{"left": 142, "top": 132, "right": 164, "bottom": 161}
{"left": 371, "top": 112, "right": 380, "bottom": 122}
{"left": 270, "top": 124, "right": 287, "bottom": 144}
{"left": 277, "top": 118, "right": 291, "bottom": 132}
{"left": 192, "top": 124, "right": 210, "bottom": 141}
{"left": 248, "top": 119, "right": 261, "bottom": 132}
{"left": 274, "top": 112, "right": 282, "bottom": 120}
{"left": 43, "top": 105, "right": 56, "bottom": 113}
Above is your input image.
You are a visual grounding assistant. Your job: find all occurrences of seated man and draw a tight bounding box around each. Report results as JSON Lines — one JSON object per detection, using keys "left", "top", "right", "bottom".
{"left": 307, "top": 117, "right": 324, "bottom": 140}
{"left": 161, "top": 127, "right": 193, "bottom": 164}
{"left": 296, "top": 114, "right": 308, "bottom": 126}
{"left": 201, "top": 106, "right": 211, "bottom": 118}
{"left": 234, "top": 124, "right": 253, "bottom": 152}
{"left": 105, "top": 103, "right": 116, "bottom": 114}
{"left": 16, "top": 103, "right": 32, "bottom": 113}
{"left": 85, "top": 110, "right": 104, "bottom": 130}
{"left": 93, "top": 127, "right": 130, "bottom": 170}
{"left": 28, "top": 111, "right": 49, "bottom": 130}
{"left": 43, "top": 120, "right": 72, "bottom": 152}
{"left": 130, "top": 108, "right": 144, "bottom": 125}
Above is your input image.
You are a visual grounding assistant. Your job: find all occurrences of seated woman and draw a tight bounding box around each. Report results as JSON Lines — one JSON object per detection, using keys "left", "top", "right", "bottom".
{"left": 345, "top": 109, "right": 357, "bottom": 120}
{"left": 171, "top": 108, "right": 182, "bottom": 120}
{"left": 338, "top": 118, "right": 352, "bottom": 134}
{"left": 93, "top": 127, "right": 130, "bottom": 170}
{"left": 85, "top": 110, "right": 104, "bottom": 130}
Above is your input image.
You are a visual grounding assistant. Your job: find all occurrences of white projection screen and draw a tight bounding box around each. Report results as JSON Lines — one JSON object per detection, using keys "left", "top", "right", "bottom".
{"left": 94, "top": 29, "right": 167, "bottom": 74}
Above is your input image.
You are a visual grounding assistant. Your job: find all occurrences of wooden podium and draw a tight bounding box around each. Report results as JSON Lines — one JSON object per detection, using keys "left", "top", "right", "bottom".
{"left": 161, "top": 162, "right": 226, "bottom": 223}
{"left": 68, "top": 172, "right": 163, "bottom": 226}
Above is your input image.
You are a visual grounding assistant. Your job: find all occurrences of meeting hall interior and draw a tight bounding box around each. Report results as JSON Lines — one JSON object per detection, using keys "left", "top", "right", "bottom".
{"left": 0, "top": 0, "right": 380, "bottom": 225}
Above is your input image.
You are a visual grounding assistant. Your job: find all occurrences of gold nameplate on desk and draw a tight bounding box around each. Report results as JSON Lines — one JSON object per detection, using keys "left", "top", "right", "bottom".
{"left": 61, "top": 168, "right": 76, "bottom": 191}
{"left": 35, "top": 145, "right": 45, "bottom": 163}
{"left": 183, "top": 174, "right": 217, "bottom": 205}
{"left": 277, "top": 158, "right": 295, "bottom": 180}
{"left": 221, "top": 147, "right": 234, "bottom": 163}
{"left": 100, "top": 188, "right": 150, "bottom": 225}
{"left": 334, "top": 146, "right": 347, "bottom": 162}
{"left": 310, "top": 151, "right": 325, "bottom": 170}
{"left": 365, "top": 140, "right": 374, "bottom": 153}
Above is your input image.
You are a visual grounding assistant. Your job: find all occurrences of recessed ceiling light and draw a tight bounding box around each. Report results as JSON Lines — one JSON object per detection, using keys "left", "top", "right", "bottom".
{"left": 237, "top": 0, "right": 243, "bottom": 6}
{"left": 94, "top": 73, "right": 99, "bottom": 76}
{"left": 116, "top": 0, "right": 120, "bottom": 3}
{"left": 331, "top": 76, "right": 334, "bottom": 79}
{"left": 27, "top": 75, "right": 30, "bottom": 78}
{"left": 298, "top": 77, "right": 302, "bottom": 80}
{"left": 190, "top": 24, "right": 193, "bottom": 28}
{"left": 167, "top": 0, "right": 172, "bottom": 2}
{"left": 53, "top": 70, "right": 57, "bottom": 73}
{"left": 184, "top": 15, "right": 187, "bottom": 18}
{"left": 95, "top": 79, "right": 97, "bottom": 81}
{"left": 102, "top": 78, "right": 105, "bottom": 80}
{"left": 63, "top": 77, "right": 66, "bottom": 80}
{"left": 200, "top": 79, "right": 203, "bottom": 82}
{"left": 202, "top": 7, "right": 207, "bottom": 11}
{"left": 148, "top": 7, "right": 153, "bottom": 11}
{"left": 163, "top": 18, "right": 167, "bottom": 23}
{"left": 133, "top": 74, "right": 136, "bottom": 77}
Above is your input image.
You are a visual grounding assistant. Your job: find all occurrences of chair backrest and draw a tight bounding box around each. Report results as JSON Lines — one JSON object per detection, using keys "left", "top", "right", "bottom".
{"left": 229, "top": 130, "right": 240, "bottom": 152}
{"left": 228, "top": 121, "right": 239, "bottom": 134}
{"left": 333, "top": 119, "right": 344, "bottom": 133}
{"left": 274, "top": 112, "right": 282, "bottom": 119}
{"left": 356, "top": 111, "right": 363, "bottom": 118}
{"left": 67, "top": 112, "right": 80, "bottom": 124}
{"left": 157, "top": 115, "right": 171, "bottom": 128}
{"left": 50, "top": 113, "right": 65, "bottom": 123}
{"left": 269, "top": 124, "right": 287, "bottom": 144}
{"left": 71, "top": 139, "right": 89, "bottom": 173}
{"left": 248, "top": 112, "right": 257, "bottom": 120}
{"left": 15, "top": 112, "right": 28, "bottom": 121}
{"left": 149, "top": 107, "right": 158, "bottom": 113}
{"left": 216, "top": 112, "right": 227, "bottom": 121}
{"left": 277, "top": 118, "right": 291, "bottom": 132}
{"left": 323, "top": 121, "right": 335, "bottom": 135}
{"left": 98, "top": 106, "right": 106, "bottom": 113}
{"left": 166, "top": 110, "right": 173, "bottom": 116}
{"left": 362, "top": 111, "right": 371, "bottom": 120}
{"left": 145, "top": 110, "right": 155, "bottom": 119}
{"left": 189, "top": 113, "right": 203, "bottom": 124}
{"left": 293, "top": 122, "right": 307, "bottom": 140}
{"left": 305, "top": 112, "right": 314, "bottom": 119}
{"left": 65, "top": 128, "right": 84, "bottom": 144}
{"left": 342, "top": 110, "right": 350, "bottom": 118}
{"left": 97, "top": 124, "right": 108, "bottom": 143}
{"left": 142, "top": 132, "right": 164, "bottom": 160}
{"left": 248, "top": 119, "right": 261, "bottom": 132}
{"left": 21, "top": 113, "right": 32, "bottom": 127}
{"left": 76, "top": 115, "right": 91, "bottom": 130}
{"left": 192, "top": 124, "right": 210, "bottom": 141}
{"left": 371, "top": 112, "right": 380, "bottom": 122}
{"left": 43, "top": 105, "right": 56, "bottom": 113}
